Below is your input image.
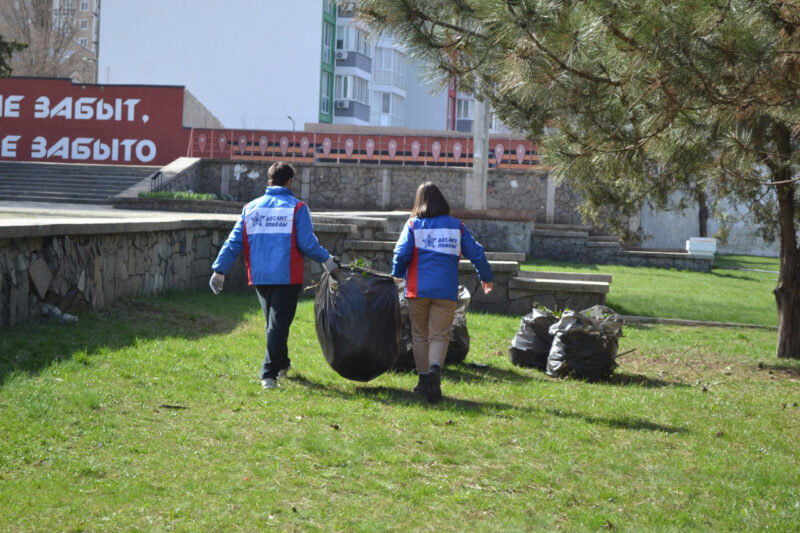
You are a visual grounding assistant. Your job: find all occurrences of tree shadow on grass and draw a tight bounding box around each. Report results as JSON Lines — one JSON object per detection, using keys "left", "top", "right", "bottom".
{"left": 756, "top": 362, "right": 800, "bottom": 378}
{"left": 710, "top": 270, "right": 775, "bottom": 282}
{"left": 544, "top": 409, "right": 687, "bottom": 434}
{"left": 0, "top": 291, "right": 258, "bottom": 387}
{"left": 290, "top": 374, "right": 688, "bottom": 434}
{"left": 596, "top": 371, "right": 689, "bottom": 389}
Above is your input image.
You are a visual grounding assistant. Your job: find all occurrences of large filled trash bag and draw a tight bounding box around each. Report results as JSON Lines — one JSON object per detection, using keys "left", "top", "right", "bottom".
{"left": 508, "top": 308, "right": 557, "bottom": 370}
{"left": 314, "top": 266, "right": 400, "bottom": 382}
{"left": 393, "top": 282, "right": 471, "bottom": 370}
{"left": 546, "top": 305, "right": 623, "bottom": 380}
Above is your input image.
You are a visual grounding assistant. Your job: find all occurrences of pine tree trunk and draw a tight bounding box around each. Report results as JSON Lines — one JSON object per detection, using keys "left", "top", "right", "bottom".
{"left": 773, "top": 125, "right": 800, "bottom": 359}
{"left": 697, "top": 189, "right": 709, "bottom": 238}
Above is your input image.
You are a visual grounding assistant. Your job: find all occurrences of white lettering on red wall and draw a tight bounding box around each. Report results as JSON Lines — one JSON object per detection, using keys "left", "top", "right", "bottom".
{"left": 0, "top": 78, "right": 190, "bottom": 165}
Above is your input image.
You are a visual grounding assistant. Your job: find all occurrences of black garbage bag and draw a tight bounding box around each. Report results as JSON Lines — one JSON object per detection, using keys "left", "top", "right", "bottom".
{"left": 393, "top": 283, "right": 471, "bottom": 370}
{"left": 546, "top": 305, "right": 623, "bottom": 380}
{"left": 445, "top": 285, "right": 472, "bottom": 364}
{"left": 314, "top": 266, "right": 400, "bottom": 382}
{"left": 508, "top": 307, "right": 557, "bottom": 370}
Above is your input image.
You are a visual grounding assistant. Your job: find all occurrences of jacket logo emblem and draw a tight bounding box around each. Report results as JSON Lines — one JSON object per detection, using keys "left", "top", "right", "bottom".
{"left": 249, "top": 212, "right": 265, "bottom": 227}
{"left": 422, "top": 234, "right": 437, "bottom": 248}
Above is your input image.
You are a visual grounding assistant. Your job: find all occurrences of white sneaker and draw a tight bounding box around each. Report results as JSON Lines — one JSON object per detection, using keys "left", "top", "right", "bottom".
{"left": 261, "top": 378, "right": 278, "bottom": 389}
{"left": 277, "top": 367, "right": 290, "bottom": 379}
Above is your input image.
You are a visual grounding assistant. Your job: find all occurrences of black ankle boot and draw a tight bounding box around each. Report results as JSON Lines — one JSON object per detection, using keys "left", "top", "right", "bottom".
{"left": 423, "top": 370, "right": 442, "bottom": 404}
{"left": 412, "top": 373, "right": 427, "bottom": 396}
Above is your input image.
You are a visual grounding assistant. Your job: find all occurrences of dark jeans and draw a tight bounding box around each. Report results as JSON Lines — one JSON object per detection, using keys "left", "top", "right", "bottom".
{"left": 255, "top": 284, "right": 301, "bottom": 380}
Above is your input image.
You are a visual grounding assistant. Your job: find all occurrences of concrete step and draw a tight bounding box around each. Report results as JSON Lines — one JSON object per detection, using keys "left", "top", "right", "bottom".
{"left": 375, "top": 231, "right": 401, "bottom": 241}
{"left": 588, "top": 235, "right": 619, "bottom": 243}
{"left": 517, "top": 270, "right": 612, "bottom": 283}
{"left": 509, "top": 275, "right": 610, "bottom": 294}
{"left": 535, "top": 223, "right": 592, "bottom": 233}
{"left": 0, "top": 161, "right": 159, "bottom": 204}
{"left": 0, "top": 176, "right": 146, "bottom": 185}
{"left": 0, "top": 184, "right": 135, "bottom": 194}
{"left": 0, "top": 189, "right": 112, "bottom": 200}
{"left": 0, "top": 193, "right": 112, "bottom": 204}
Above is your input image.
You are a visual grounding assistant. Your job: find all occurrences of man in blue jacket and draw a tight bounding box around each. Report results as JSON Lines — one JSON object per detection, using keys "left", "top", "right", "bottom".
{"left": 209, "top": 162, "right": 336, "bottom": 390}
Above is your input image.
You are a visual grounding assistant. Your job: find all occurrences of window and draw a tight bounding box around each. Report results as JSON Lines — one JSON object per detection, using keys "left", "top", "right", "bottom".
{"left": 80, "top": 1, "right": 89, "bottom": 11}
{"left": 80, "top": 19, "right": 89, "bottom": 30}
{"left": 321, "top": 71, "right": 332, "bottom": 114}
{"left": 371, "top": 91, "right": 405, "bottom": 127}
{"left": 336, "top": 25, "right": 345, "bottom": 50}
{"left": 456, "top": 97, "right": 471, "bottom": 119}
{"left": 335, "top": 75, "right": 349, "bottom": 99}
{"left": 335, "top": 75, "right": 369, "bottom": 105}
{"left": 373, "top": 47, "right": 405, "bottom": 87}
{"left": 353, "top": 76, "right": 369, "bottom": 104}
{"left": 335, "top": 25, "right": 371, "bottom": 57}
{"left": 322, "top": 22, "right": 333, "bottom": 63}
{"left": 325, "top": 0, "right": 336, "bottom": 14}
{"left": 79, "top": 38, "right": 88, "bottom": 48}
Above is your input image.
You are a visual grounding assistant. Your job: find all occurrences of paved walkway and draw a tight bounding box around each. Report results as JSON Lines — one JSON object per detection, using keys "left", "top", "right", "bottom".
{"left": 0, "top": 201, "right": 188, "bottom": 221}
{"left": 0, "top": 201, "right": 411, "bottom": 221}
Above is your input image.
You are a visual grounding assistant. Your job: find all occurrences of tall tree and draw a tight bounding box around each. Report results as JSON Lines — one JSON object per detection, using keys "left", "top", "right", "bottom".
{"left": 0, "top": 0, "right": 85, "bottom": 80}
{"left": 356, "top": 0, "right": 800, "bottom": 358}
{"left": 0, "top": 36, "right": 27, "bottom": 77}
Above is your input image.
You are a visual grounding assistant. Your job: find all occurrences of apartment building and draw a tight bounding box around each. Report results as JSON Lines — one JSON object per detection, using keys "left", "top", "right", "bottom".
{"left": 0, "top": 0, "right": 100, "bottom": 83}
{"left": 95, "top": 0, "right": 505, "bottom": 133}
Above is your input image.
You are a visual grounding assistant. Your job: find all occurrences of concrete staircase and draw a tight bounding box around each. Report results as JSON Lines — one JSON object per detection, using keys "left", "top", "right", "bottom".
{"left": 0, "top": 161, "right": 159, "bottom": 204}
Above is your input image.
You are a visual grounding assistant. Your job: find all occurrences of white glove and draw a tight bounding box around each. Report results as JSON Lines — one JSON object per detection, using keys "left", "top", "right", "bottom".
{"left": 209, "top": 272, "right": 225, "bottom": 294}
{"left": 323, "top": 256, "right": 338, "bottom": 273}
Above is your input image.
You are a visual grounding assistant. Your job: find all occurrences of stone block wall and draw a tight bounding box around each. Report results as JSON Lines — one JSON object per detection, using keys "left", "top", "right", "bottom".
{"left": 458, "top": 217, "right": 535, "bottom": 255}
{"left": 530, "top": 230, "right": 589, "bottom": 263}
{"left": 167, "top": 160, "right": 561, "bottom": 220}
{"left": 0, "top": 218, "right": 354, "bottom": 327}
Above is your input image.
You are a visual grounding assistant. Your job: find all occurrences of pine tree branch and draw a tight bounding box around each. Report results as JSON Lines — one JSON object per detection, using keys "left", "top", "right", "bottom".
{"left": 504, "top": 0, "right": 622, "bottom": 87}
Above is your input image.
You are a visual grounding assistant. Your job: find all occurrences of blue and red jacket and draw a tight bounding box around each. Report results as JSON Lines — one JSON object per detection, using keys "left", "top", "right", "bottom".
{"left": 212, "top": 187, "right": 330, "bottom": 285}
{"left": 392, "top": 215, "right": 494, "bottom": 301}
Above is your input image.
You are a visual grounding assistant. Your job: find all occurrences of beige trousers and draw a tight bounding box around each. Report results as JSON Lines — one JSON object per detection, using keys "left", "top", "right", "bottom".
{"left": 407, "top": 297, "right": 458, "bottom": 373}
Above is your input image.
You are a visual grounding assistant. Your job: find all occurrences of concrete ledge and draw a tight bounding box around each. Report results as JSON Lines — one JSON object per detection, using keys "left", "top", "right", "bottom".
{"left": 587, "top": 241, "right": 619, "bottom": 249}
{"left": 313, "top": 214, "right": 388, "bottom": 229}
{"left": 345, "top": 240, "right": 394, "bottom": 251}
{"left": 0, "top": 215, "right": 239, "bottom": 239}
{"left": 532, "top": 229, "right": 589, "bottom": 238}
{"left": 116, "top": 157, "right": 201, "bottom": 198}
{"left": 509, "top": 276, "right": 610, "bottom": 294}
{"left": 459, "top": 259, "right": 519, "bottom": 273}
{"left": 486, "top": 252, "right": 526, "bottom": 262}
{"left": 112, "top": 196, "right": 244, "bottom": 214}
{"left": 517, "top": 270, "right": 612, "bottom": 283}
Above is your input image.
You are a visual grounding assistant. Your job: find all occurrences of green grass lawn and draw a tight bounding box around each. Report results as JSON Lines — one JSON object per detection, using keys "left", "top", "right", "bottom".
{"left": 1, "top": 259, "right": 799, "bottom": 531}
{"left": 522, "top": 254, "right": 780, "bottom": 327}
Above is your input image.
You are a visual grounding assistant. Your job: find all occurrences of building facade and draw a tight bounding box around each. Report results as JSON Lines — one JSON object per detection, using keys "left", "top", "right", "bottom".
{"left": 0, "top": 0, "right": 100, "bottom": 83}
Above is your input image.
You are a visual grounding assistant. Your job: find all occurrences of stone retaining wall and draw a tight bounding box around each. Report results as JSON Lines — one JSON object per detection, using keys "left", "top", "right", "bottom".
{"left": 156, "top": 159, "right": 572, "bottom": 224}
{"left": 0, "top": 217, "right": 352, "bottom": 327}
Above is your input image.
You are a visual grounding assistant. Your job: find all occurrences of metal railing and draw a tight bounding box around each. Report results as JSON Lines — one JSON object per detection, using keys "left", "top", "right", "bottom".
{"left": 185, "top": 128, "right": 544, "bottom": 170}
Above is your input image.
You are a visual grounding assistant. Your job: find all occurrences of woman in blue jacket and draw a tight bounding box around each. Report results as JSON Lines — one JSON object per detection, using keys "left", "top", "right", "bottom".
{"left": 392, "top": 182, "right": 494, "bottom": 403}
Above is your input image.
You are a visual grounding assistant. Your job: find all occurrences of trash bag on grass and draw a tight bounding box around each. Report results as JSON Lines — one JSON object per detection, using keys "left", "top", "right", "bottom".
{"left": 314, "top": 266, "right": 400, "bottom": 382}
{"left": 546, "top": 305, "right": 623, "bottom": 380}
{"left": 445, "top": 285, "right": 472, "bottom": 364}
{"left": 508, "top": 308, "right": 557, "bottom": 370}
{"left": 393, "top": 283, "right": 471, "bottom": 370}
